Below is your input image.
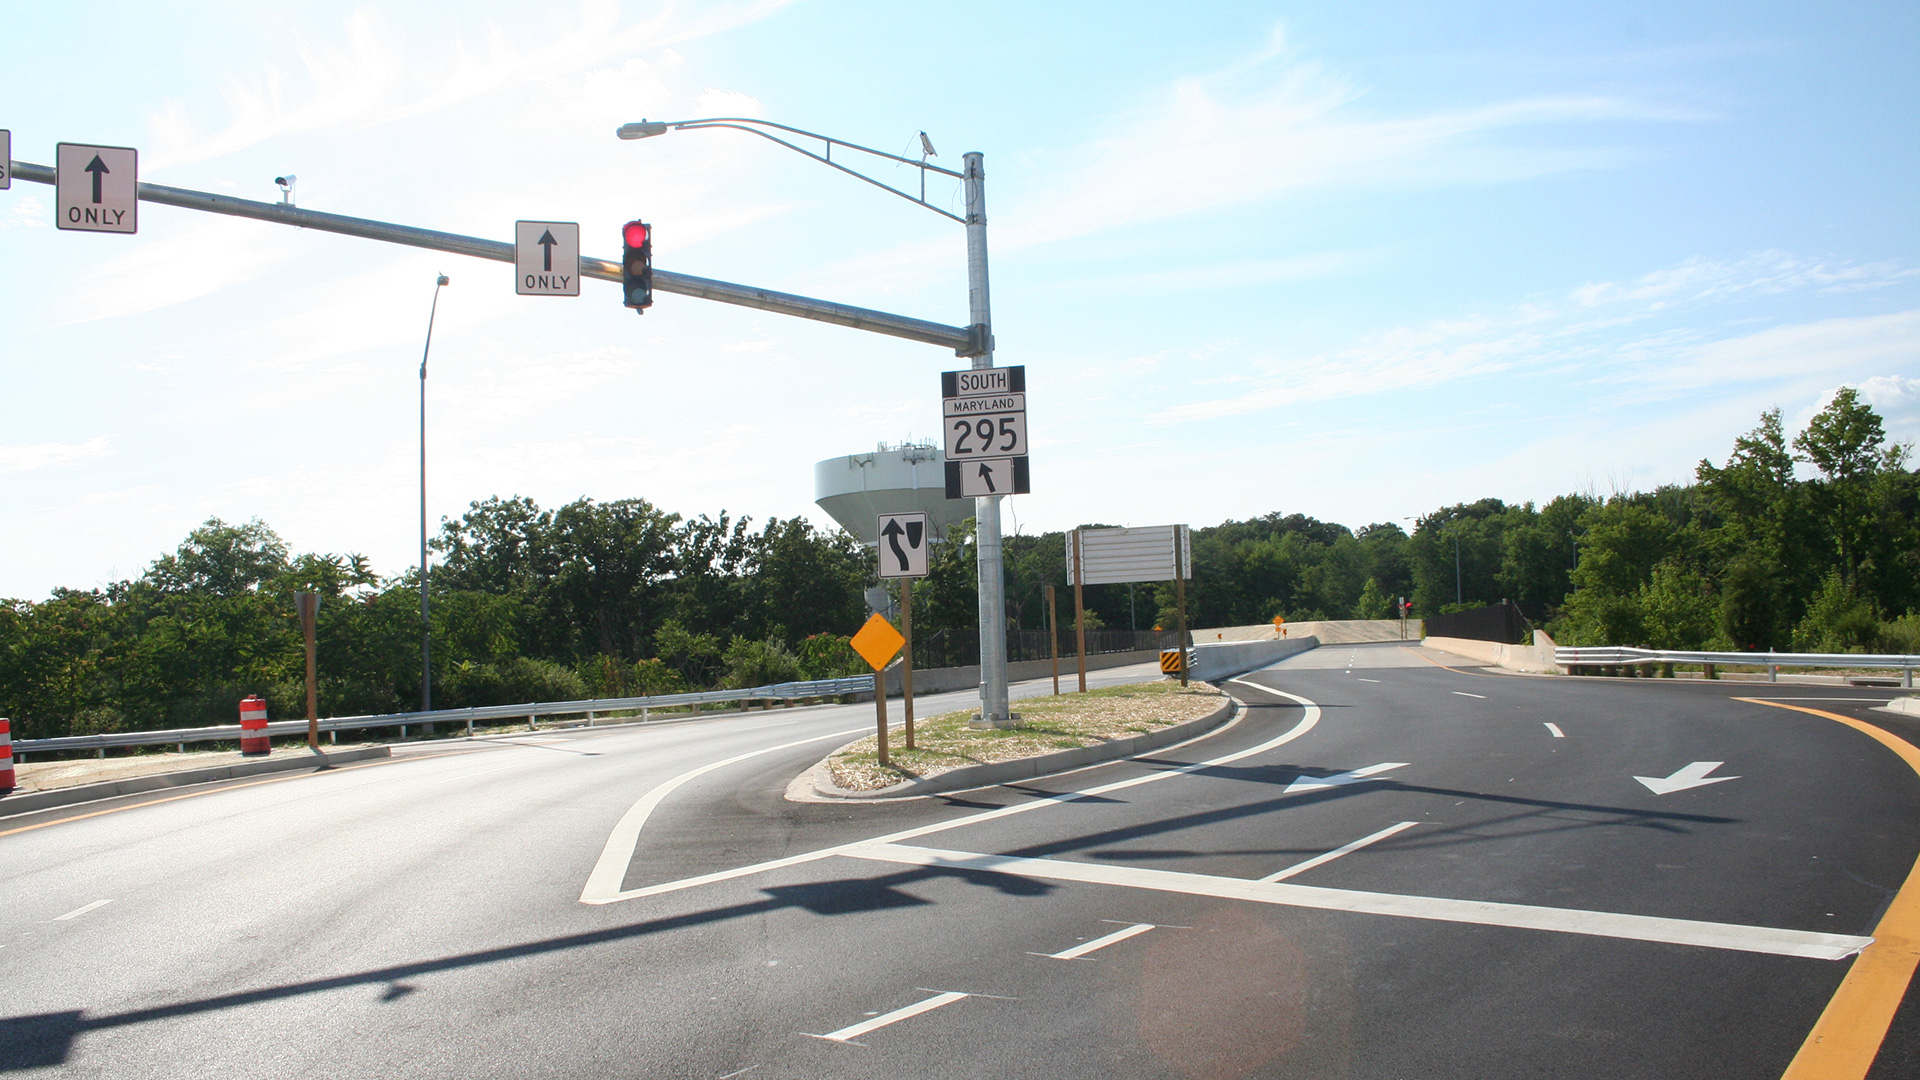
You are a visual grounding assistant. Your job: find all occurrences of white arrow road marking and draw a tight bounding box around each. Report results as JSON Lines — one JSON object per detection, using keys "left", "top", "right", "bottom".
{"left": 1544, "top": 723, "right": 1565, "bottom": 738}
{"left": 1041, "top": 922, "right": 1156, "bottom": 959}
{"left": 1283, "top": 762, "right": 1408, "bottom": 794}
{"left": 53, "top": 899, "right": 113, "bottom": 921}
{"left": 1635, "top": 761, "right": 1740, "bottom": 795}
{"left": 806, "top": 990, "right": 970, "bottom": 1043}
{"left": 1260, "top": 821, "right": 1423, "bottom": 882}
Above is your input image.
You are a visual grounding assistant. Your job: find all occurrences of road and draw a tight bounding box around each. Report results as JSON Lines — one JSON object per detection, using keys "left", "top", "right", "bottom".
{"left": 2, "top": 643, "right": 1917, "bottom": 1078}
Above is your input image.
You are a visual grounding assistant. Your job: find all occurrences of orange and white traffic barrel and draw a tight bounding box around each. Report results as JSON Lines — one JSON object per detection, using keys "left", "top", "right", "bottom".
{"left": 239, "top": 696, "right": 271, "bottom": 756}
{"left": 0, "top": 718, "right": 14, "bottom": 791}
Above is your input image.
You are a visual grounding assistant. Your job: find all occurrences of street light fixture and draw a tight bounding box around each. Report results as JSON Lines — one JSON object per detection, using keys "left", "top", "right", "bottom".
{"left": 615, "top": 117, "right": 1016, "bottom": 725}
{"left": 419, "top": 273, "right": 450, "bottom": 716}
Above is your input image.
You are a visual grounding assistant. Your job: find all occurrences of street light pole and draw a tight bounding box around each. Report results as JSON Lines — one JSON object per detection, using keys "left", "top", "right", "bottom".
{"left": 419, "top": 274, "right": 450, "bottom": 714}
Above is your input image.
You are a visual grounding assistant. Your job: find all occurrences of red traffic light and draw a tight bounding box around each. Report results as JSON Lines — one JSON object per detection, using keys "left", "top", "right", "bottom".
{"left": 623, "top": 221, "right": 650, "bottom": 248}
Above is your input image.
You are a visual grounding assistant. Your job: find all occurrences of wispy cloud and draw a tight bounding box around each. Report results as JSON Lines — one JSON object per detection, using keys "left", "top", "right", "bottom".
{"left": 997, "top": 29, "right": 1706, "bottom": 250}
{"left": 55, "top": 216, "right": 301, "bottom": 324}
{"left": 0, "top": 436, "right": 114, "bottom": 474}
{"left": 146, "top": 0, "right": 797, "bottom": 170}
{"left": 1155, "top": 253, "right": 1919, "bottom": 424}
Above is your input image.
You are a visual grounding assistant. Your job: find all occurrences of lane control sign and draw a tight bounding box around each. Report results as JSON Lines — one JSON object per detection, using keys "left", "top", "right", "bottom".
{"left": 877, "top": 512, "right": 930, "bottom": 579}
{"left": 56, "top": 142, "right": 137, "bottom": 233}
{"left": 941, "top": 365, "right": 1030, "bottom": 499}
{"left": 515, "top": 220, "right": 580, "bottom": 296}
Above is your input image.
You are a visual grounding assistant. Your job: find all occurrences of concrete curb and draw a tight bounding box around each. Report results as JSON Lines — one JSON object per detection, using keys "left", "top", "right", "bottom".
{"left": 1875, "top": 698, "right": 1920, "bottom": 718}
{"left": 803, "top": 696, "right": 1237, "bottom": 801}
{"left": 0, "top": 745, "right": 393, "bottom": 819}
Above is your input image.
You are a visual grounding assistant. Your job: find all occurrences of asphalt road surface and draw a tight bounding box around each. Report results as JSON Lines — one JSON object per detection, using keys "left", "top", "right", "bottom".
{"left": 3, "top": 644, "right": 1918, "bottom": 1079}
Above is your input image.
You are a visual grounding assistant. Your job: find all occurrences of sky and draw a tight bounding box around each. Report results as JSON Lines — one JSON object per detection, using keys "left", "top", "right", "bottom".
{"left": 2, "top": 0, "right": 1917, "bottom": 599}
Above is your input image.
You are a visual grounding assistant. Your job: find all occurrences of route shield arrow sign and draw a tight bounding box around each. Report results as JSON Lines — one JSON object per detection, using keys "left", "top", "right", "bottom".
{"left": 56, "top": 142, "right": 137, "bottom": 233}
{"left": 515, "top": 220, "right": 580, "bottom": 296}
{"left": 877, "top": 512, "right": 930, "bottom": 579}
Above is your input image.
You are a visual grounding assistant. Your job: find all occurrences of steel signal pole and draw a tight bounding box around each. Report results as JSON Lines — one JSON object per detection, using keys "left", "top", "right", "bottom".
{"left": 963, "top": 152, "right": 1012, "bottom": 727}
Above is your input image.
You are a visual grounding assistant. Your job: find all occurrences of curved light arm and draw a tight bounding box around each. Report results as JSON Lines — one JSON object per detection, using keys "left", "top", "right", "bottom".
{"left": 618, "top": 116, "right": 966, "bottom": 223}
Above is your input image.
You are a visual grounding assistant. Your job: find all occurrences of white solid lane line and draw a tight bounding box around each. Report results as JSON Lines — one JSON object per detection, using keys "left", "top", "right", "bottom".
{"left": 53, "top": 899, "right": 113, "bottom": 921}
{"left": 583, "top": 682, "right": 1321, "bottom": 905}
{"left": 1544, "top": 723, "right": 1565, "bottom": 738}
{"left": 578, "top": 725, "right": 873, "bottom": 903}
{"left": 809, "top": 991, "right": 970, "bottom": 1043}
{"left": 1046, "top": 922, "right": 1155, "bottom": 959}
{"left": 844, "top": 843, "right": 1872, "bottom": 961}
{"left": 1452, "top": 691, "right": 1487, "bottom": 699}
{"left": 1260, "top": 821, "right": 1422, "bottom": 882}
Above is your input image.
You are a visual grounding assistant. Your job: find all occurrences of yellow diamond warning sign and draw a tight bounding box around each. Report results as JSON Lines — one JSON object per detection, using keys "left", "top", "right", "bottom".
{"left": 850, "top": 613, "right": 905, "bottom": 671}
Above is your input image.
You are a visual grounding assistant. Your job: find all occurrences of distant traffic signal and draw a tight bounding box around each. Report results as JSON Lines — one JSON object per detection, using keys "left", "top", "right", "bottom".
{"left": 621, "top": 220, "right": 652, "bottom": 312}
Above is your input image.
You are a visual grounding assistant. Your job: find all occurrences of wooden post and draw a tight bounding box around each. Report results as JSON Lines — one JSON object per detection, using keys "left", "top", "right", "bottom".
{"left": 1072, "top": 529, "right": 1088, "bottom": 693}
{"left": 873, "top": 669, "right": 889, "bottom": 767}
{"left": 901, "top": 579, "right": 916, "bottom": 751}
{"left": 1174, "top": 525, "right": 1190, "bottom": 687}
{"left": 1046, "top": 584, "right": 1060, "bottom": 696}
{"left": 296, "top": 592, "right": 320, "bottom": 751}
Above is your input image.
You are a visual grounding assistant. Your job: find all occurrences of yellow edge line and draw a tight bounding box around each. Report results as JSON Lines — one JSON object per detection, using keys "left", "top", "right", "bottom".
{"left": 1737, "top": 698, "right": 1920, "bottom": 1080}
{"left": 0, "top": 749, "right": 473, "bottom": 838}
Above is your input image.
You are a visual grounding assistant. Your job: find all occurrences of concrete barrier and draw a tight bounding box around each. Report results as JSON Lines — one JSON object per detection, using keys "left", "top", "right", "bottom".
{"left": 1422, "top": 631, "right": 1559, "bottom": 674}
{"left": 0, "top": 745, "right": 392, "bottom": 819}
{"left": 1187, "top": 636, "right": 1320, "bottom": 682}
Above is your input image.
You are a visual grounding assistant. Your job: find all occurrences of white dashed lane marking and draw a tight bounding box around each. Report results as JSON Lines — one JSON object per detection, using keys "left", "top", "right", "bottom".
{"left": 53, "top": 899, "right": 113, "bottom": 921}
{"left": 806, "top": 990, "right": 972, "bottom": 1043}
{"left": 1260, "top": 821, "right": 1423, "bottom": 882}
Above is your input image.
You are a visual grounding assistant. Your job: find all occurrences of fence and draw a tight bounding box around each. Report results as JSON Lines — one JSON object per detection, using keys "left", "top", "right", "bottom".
{"left": 1424, "top": 601, "right": 1531, "bottom": 645}
{"left": 10, "top": 675, "right": 877, "bottom": 757}
{"left": 1554, "top": 646, "right": 1920, "bottom": 685}
{"left": 911, "top": 627, "right": 1182, "bottom": 670}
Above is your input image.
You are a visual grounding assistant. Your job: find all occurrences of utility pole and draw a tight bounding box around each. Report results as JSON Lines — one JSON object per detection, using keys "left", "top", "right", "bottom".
{"left": 1454, "top": 531, "right": 1462, "bottom": 607}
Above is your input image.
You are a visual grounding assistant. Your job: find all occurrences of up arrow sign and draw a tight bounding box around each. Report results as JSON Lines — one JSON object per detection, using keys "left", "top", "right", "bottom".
{"left": 1635, "top": 761, "right": 1739, "bottom": 795}
{"left": 1284, "top": 762, "right": 1409, "bottom": 794}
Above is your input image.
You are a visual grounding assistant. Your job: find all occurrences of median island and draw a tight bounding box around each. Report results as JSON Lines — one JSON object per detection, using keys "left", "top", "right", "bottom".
{"left": 819, "top": 679, "right": 1229, "bottom": 795}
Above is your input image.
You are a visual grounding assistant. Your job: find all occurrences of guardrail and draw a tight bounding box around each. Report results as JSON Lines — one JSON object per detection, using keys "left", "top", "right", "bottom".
{"left": 11, "top": 675, "right": 877, "bottom": 756}
{"left": 1555, "top": 646, "right": 1918, "bottom": 686}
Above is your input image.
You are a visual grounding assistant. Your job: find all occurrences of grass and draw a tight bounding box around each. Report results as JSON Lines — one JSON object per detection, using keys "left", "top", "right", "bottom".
{"left": 825, "top": 678, "right": 1226, "bottom": 792}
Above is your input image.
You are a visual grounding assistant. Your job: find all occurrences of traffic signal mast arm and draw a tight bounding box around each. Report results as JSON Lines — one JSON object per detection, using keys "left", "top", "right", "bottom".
{"left": 6, "top": 159, "right": 982, "bottom": 356}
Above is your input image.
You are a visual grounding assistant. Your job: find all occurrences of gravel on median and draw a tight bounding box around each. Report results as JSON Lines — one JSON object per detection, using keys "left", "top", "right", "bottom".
{"left": 826, "top": 679, "right": 1227, "bottom": 792}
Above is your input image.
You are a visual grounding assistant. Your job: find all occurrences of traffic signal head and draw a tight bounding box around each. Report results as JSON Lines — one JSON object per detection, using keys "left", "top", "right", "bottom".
{"left": 621, "top": 220, "right": 652, "bottom": 312}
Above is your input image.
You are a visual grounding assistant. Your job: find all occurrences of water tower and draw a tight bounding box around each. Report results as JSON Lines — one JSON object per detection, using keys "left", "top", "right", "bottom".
{"left": 814, "top": 441, "right": 971, "bottom": 546}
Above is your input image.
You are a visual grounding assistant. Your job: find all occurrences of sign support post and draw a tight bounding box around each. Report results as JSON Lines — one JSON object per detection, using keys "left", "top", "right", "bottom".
{"left": 901, "top": 579, "right": 915, "bottom": 750}
{"left": 1046, "top": 584, "right": 1060, "bottom": 696}
{"left": 873, "top": 669, "right": 889, "bottom": 767}
{"left": 1072, "top": 529, "right": 1089, "bottom": 693}
{"left": 1174, "top": 526, "right": 1190, "bottom": 688}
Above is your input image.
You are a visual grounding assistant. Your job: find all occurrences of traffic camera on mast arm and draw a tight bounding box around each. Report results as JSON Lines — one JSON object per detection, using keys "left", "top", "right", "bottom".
{"left": 622, "top": 220, "right": 653, "bottom": 312}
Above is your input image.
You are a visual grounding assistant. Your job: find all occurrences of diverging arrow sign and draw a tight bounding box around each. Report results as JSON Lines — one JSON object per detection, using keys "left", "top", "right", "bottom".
{"left": 1635, "top": 761, "right": 1739, "bottom": 795}
{"left": 1284, "top": 762, "right": 1409, "bottom": 794}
